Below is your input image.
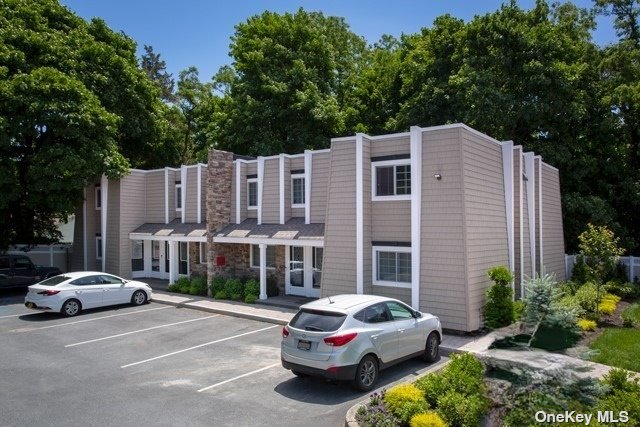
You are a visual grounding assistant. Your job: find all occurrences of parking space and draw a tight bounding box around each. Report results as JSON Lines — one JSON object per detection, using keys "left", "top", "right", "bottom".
{"left": 0, "top": 291, "right": 447, "bottom": 427}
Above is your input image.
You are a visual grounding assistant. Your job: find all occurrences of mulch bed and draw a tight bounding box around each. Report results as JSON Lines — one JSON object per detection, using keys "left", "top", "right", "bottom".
{"left": 571, "top": 299, "right": 633, "bottom": 349}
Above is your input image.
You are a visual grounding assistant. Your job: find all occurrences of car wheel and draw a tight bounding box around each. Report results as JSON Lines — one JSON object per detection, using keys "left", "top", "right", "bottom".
{"left": 353, "top": 355, "right": 378, "bottom": 392}
{"left": 422, "top": 332, "right": 440, "bottom": 363}
{"left": 131, "top": 290, "right": 147, "bottom": 306}
{"left": 61, "top": 299, "right": 81, "bottom": 317}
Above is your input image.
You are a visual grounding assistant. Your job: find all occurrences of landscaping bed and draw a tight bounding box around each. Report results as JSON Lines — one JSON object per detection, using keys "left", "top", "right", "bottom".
{"left": 166, "top": 275, "right": 279, "bottom": 303}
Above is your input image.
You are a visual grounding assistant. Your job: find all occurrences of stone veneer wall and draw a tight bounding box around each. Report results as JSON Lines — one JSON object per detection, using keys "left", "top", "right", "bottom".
{"left": 188, "top": 243, "right": 206, "bottom": 277}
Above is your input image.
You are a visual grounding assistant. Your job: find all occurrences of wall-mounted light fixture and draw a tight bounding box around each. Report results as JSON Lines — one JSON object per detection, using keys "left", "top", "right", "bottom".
{"left": 434, "top": 173, "right": 442, "bottom": 180}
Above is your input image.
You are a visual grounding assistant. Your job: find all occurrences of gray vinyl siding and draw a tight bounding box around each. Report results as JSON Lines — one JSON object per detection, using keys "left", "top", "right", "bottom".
{"left": 262, "top": 158, "right": 279, "bottom": 223}
{"left": 310, "top": 152, "right": 330, "bottom": 223}
{"left": 105, "top": 180, "right": 120, "bottom": 275}
{"left": 230, "top": 163, "right": 237, "bottom": 223}
{"left": 169, "top": 169, "right": 180, "bottom": 221}
{"left": 370, "top": 135, "right": 410, "bottom": 157}
{"left": 513, "top": 148, "right": 522, "bottom": 286}
{"left": 291, "top": 207, "right": 305, "bottom": 218}
{"left": 145, "top": 170, "right": 164, "bottom": 223}
{"left": 118, "top": 172, "right": 146, "bottom": 278}
{"left": 371, "top": 202, "right": 411, "bottom": 242}
{"left": 534, "top": 158, "right": 541, "bottom": 274}
{"left": 461, "top": 128, "right": 509, "bottom": 331}
{"left": 290, "top": 156, "right": 304, "bottom": 171}
{"left": 362, "top": 138, "right": 373, "bottom": 295}
{"left": 200, "top": 165, "right": 207, "bottom": 222}
{"left": 246, "top": 162, "right": 256, "bottom": 219}
{"left": 372, "top": 286, "right": 411, "bottom": 305}
{"left": 521, "top": 168, "right": 532, "bottom": 287}
{"left": 541, "top": 163, "right": 566, "bottom": 280}
{"left": 185, "top": 167, "right": 198, "bottom": 223}
{"left": 321, "top": 141, "right": 357, "bottom": 296}
{"left": 420, "top": 127, "right": 468, "bottom": 331}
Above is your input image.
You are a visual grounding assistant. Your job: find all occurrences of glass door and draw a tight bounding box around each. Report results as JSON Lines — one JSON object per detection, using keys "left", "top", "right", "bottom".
{"left": 289, "top": 246, "right": 304, "bottom": 289}
{"left": 286, "top": 246, "right": 321, "bottom": 298}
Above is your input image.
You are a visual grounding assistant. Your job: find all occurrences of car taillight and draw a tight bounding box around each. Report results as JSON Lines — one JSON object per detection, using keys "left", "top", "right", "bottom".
{"left": 37, "top": 290, "right": 60, "bottom": 296}
{"left": 282, "top": 326, "right": 290, "bottom": 338}
{"left": 324, "top": 332, "right": 357, "bottom": 347}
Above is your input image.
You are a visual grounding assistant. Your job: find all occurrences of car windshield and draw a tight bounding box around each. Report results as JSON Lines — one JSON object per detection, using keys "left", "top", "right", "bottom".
{"left": 38, "top": 275, "right": 69, "bottom": 286}
{"left": 289, "top": 309, "right": 347, "bottom": 332}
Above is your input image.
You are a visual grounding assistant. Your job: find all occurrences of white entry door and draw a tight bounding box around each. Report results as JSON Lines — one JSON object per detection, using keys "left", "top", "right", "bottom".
{"left": 285, "top": 246, "right": 321, "bottom": 298}
{"left": 149, "top": 240, "right": 168, "bottom": 279}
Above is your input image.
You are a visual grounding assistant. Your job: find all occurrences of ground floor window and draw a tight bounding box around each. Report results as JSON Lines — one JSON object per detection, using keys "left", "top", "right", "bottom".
{"left": 199, "top": 242, "right": 207, "bottom": 264}
{"left": 131, "top": 240, "right": 143, "bottom": 271}
{"left": 96, "top": 236, "right": 102, "bottom": 260}
{"left": 373, "top": 246, "right": 411, "bottom": 287}
{"left": 312, "top": 247, "right": 323, "bottom": 289}
{"left": 179, "top": 241, "right": 188, "bottom": 275}
{"left": 251, "top": 244, "right": 276, "bottom": 268}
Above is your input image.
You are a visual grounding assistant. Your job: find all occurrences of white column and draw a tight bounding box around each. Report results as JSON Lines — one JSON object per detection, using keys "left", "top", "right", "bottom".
{"left": 304, "top": 246, "right": 313, "bottom": 297}
{"left": 279, "top": 154, "right": 285, "bottom": 224}
{"left": 197, "top": 164, "right": 202, "bottom": 224}
{"left": 181, "top": 166, "right": 187, "bottom": 224}
{"left": 259, "top": 243, "right": 267, "bottom": 300}
{"left": 304, "top": 150, "right": 312, "bottom": 225}
{"left": 355, "top": 134, "right": 364, "bottom": 295}
{"left": 83, "top": 188, "right": 87, "bottom": 270}
{"left": 537, "top": 157, "right": 544, "bottom": 273}
{"left": 525, "top": 152, "right": 536, "bottom": 277}
{"left": 257, "top": 157, "right": 264, "bottom": 225}
{"left": 164, "top": 167, "right": 169, "bottom": 224}
{"left": 284, "top": 245, "right": 290, "bottom": 293}
{"left": 501, "top": 141, "right": 515, "bottom": 275}
{"left": 235, "top": 161, "right": 241, "bottom": 224}
{"left": 409, "top": 126, "right": 422, "bottom": 310}
{"left": 168, "top": 241, "right": 177, "bottom": 284}
{"left": 100, "top": 174, "right": 108, "bottom": 272}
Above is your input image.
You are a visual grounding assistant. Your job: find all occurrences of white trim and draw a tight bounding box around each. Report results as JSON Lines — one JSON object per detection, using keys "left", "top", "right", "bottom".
{"left": 371, "top": 158, "right": 412, "bottom": 202}
{"left": 371, "top": 246, "right": 412, "bottom": 289}
{"left": 355, "top": 134, "right": 364, "bottom": 295}
{"left": 249, "top": 244, "right": 276, "bottom": 269}
{"left": 290, "top": 174, "right": 305, "bottom": 208}
{"left": 83, "top": 188, "right": 87, "bottom": 270}
{"left": 235, "top": 161, "right": 241, "bottom": 224}
{"left": 259, "top": 243, "right": 267, "bottom": 300}
{"left": 213, "top": 236, "right": 323, "bottom": 247}
{"left": 129, "top": 233, "right": 207, "bottom": 243}
{"left": 525, "top": 152, "right": 536, "bottom": 277}
{"left": 410, "top": 126, "right": 422, "bottom": 309}
{"left": 247, "top": 178, "right": 258, "bottom": 210}
{"left": 537, "top": 156, "right": 544, "bottom": 273}
{"left": 164, "top": 168, "right": 169, "bottom": 224}
{"left": 517, "top": 148, "right": 524, "bottom": 288}
{"left": 100, "top": 174, "right": 107, "bottom": 272}
{"left": 180, "top": 166, "right": 186, "bottom": 223}
{"left": 95, "top": 186, "right": 101, "bottom": 210}
{"left": 304, "top": 150, "right": 312, "bottom": 224}
{"left": 279, "top": 154, "right": 285, "bottom": 224}
{"left": 168, "top": 240, "right": 177, "bottom": 284}
{"left": 197, "top": 164, "right": 202, "bottom": 224}
{"left": 501, "top": 141, "right": 515, "bottom": 274}
{"left": 257, "top": 157, "right": 264, "bottom": 225}
{"left": 175, "top": 183, "right": 183, "bottom": 212}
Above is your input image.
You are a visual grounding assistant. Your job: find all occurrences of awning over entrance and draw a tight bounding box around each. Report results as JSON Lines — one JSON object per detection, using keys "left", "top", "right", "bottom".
{"left": 213, "top": 218, "right": 324, "bottom": 246}
{"left": 129, "top": 219, "right": 207, "bottom": 242}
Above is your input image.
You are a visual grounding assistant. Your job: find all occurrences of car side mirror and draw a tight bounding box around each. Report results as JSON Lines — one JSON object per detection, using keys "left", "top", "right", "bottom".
{"left": 413, "top": 311, "right": 422, "bottom": 319}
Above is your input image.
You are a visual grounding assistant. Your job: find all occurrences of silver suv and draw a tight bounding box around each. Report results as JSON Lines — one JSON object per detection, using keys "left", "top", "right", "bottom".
{"left": 280, "top": 294, "right": 442, "bottom": 391}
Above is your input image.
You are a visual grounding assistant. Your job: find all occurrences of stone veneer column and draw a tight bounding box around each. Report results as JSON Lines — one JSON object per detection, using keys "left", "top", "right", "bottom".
{"left": 206, "top": 150, "right": 234, "bottom": 297}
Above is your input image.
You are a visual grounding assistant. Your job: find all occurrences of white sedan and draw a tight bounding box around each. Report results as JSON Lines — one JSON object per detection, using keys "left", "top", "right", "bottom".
{"left": 25, "top": 271, "right": 153, "bottom": 317}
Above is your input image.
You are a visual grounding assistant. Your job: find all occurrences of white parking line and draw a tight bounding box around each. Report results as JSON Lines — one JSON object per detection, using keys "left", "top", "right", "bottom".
{"left": 121, "top": 325, "right": 279, "bottom": 368}
{"left": 65, "top": 314, "right": 219, "bottom": 347}
{"left": 9, "top": 306, "right": 171, "bottom": 332}
{"left": 197, "top": 363, "right": 280, "bottom": 392}
{"left": 0, "top": 313, "right": 32, "bottom": 319}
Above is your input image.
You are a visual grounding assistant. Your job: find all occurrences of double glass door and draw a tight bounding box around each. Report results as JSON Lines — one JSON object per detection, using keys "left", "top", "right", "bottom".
{"left": 285, "top": 246, "right": 322, "bottom": 298}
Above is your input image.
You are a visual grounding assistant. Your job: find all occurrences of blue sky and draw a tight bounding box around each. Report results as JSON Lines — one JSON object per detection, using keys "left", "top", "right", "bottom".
{"left": 60, "top": 0, "right": 617, "bottom": 82}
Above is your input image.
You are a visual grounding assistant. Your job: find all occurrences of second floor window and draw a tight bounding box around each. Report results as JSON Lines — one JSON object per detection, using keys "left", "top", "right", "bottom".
{"left": 95, "top": 186, "right": 101, "bottom": 210}
{"left": 292, "top": 175, "right": 305, "bottom": 206}
{"left": 247, "top": 178, "right": 258, "bottom": 209}
{"left": 175, "top": 184, "right": 182, "bottom": 211}
{"left": 374, "top": 162, "right": 411, "bottom": 198}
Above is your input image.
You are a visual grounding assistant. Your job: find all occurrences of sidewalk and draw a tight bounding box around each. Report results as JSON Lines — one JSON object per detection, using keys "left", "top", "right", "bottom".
{"left": 150, "top": 290, "right": 487, "bottom": 353}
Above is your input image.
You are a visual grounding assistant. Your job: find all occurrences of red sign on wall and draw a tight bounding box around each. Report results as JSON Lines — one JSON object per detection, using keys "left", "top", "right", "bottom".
{"left": 215, "top": 256, "right": 226, "bottom": 266}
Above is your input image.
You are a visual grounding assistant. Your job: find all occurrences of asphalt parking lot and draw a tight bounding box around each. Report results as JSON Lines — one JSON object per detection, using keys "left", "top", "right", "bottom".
{"left": 0, "top": 289, "right": 447, "bottom": 427}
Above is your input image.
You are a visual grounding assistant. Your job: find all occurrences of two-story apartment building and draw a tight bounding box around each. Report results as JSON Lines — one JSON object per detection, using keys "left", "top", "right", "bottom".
{"left": 72, "top": 123, "right": 565, "bottom": 331}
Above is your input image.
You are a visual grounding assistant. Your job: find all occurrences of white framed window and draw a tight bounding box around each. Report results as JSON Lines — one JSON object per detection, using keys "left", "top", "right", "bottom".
{"left": 247, "top": 178, "right": 258, "bottom": 210}
{"left": 250, "top": 244, "right": 276, "bottom": 269}
{"left": 175, "top": 183, "right": 182, "bottom": 211}
{"left": 96, "top": 236, "right": 103, "bottom": 260}
{"left": 291, "top": 175, "right": 305, "bottom": 207}
{"left": 199, "top": 242, "right": 206, "bottom": 264}
{"left": 95, "top": 187, "right": 101, "bottom": 210}
{"left": 372, "top": 246, "right": 411, "bottom": 288}
{"left": 372, "top": 160, "right": 411, "bottom": 201}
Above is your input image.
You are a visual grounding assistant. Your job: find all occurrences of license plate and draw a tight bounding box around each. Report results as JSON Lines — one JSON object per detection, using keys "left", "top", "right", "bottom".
{"left": 297, "top": 340, "right": 311, "bottom": 351}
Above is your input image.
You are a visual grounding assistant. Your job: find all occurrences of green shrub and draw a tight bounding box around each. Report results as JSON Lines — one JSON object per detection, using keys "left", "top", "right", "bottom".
{"left": 244, "top": 294, "right": 258, "bottom": 304}
{"left": 224, "top": 278, "right": 244, "bottom": 299}
{"left": 577, "top": 318, "right": 597, "bottom": 332}
{"left": 595, "top": 369, "right": 640, "bottom": 426}
{"left": 483, "top": 266, "right": 515, "bottom": 329}
{"left": 598, "top": 294, "right": 619, "bottom": 315}
{"left": 167, "top": 283, "right": 181, "bottom": 293}
{"left": 621, "top": 303, "right": 639, "bottom": 328}
{"left": 230, "top": 293, "right": 243, "bottom": 301}
{"left": 513, "top": 300, "right": 525, "bottom": 321}
{"left": 384, "top": 384, "right": 429, "bottom": 424}
{"left": 410, "top": 412, "right": 447, "bottom": 427}
{"left": 189, "top": 276, "right": 207, "bottom": 296}
{"left": 245, "top": 278, "right": 260, "bottom": 297}
{"left": 571, "top": 255, "right": 591, "bottom": 283}
{"left": 174, "top": 277, "right": 191, "bottom": 294}
{"left": 436, "top": 390, "right": 488, "bottom": 427}
{"left": 267, "top": 276, "right": 279, "bottom": 297}
{"left": 574, "top": 282, "right": 599, "bottom": 314}
{"left": 604, "top": 280, "right": 635, "bottom": 299}
{"left": 558, "top": 280, "right": 581, "bottom": 296}
{"left": 578, "top": 224, "right": 625, "bottom": 285}
{"left": 210, "top": 276, "right": 226, "bottom": 295}
{"left": 557, "top": 295, "right": 585, "bottom": 317}
{"left": 214, "top": 290, "right": 228, "bottom": 299}
{"left": 356, "top": 391, "right": 400, "bottom": 427}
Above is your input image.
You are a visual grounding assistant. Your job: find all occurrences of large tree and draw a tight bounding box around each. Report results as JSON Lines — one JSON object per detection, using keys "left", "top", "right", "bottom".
{"left": 0, "top": 0, "right": 163, "bottom": 248}
{"left": 214, "top": 8, "right": 367, "bottom": 156}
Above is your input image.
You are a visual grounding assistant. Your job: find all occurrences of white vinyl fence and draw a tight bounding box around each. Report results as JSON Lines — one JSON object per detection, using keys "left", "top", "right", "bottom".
{"left": 6, "top": 244, "right": 72, "bottom": 272}
{"left": 565, "top": 254, "right": 639, "bottom": 283}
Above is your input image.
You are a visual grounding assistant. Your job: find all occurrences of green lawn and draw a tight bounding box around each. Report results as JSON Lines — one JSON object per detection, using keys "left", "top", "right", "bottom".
{"left": 590, "top": 328, "right": 640, "bottom": 372}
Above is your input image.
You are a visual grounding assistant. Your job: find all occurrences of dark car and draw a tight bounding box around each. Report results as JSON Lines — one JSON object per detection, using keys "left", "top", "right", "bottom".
{"left": 0, "top": 254, "right": 62, "bottom": 289}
